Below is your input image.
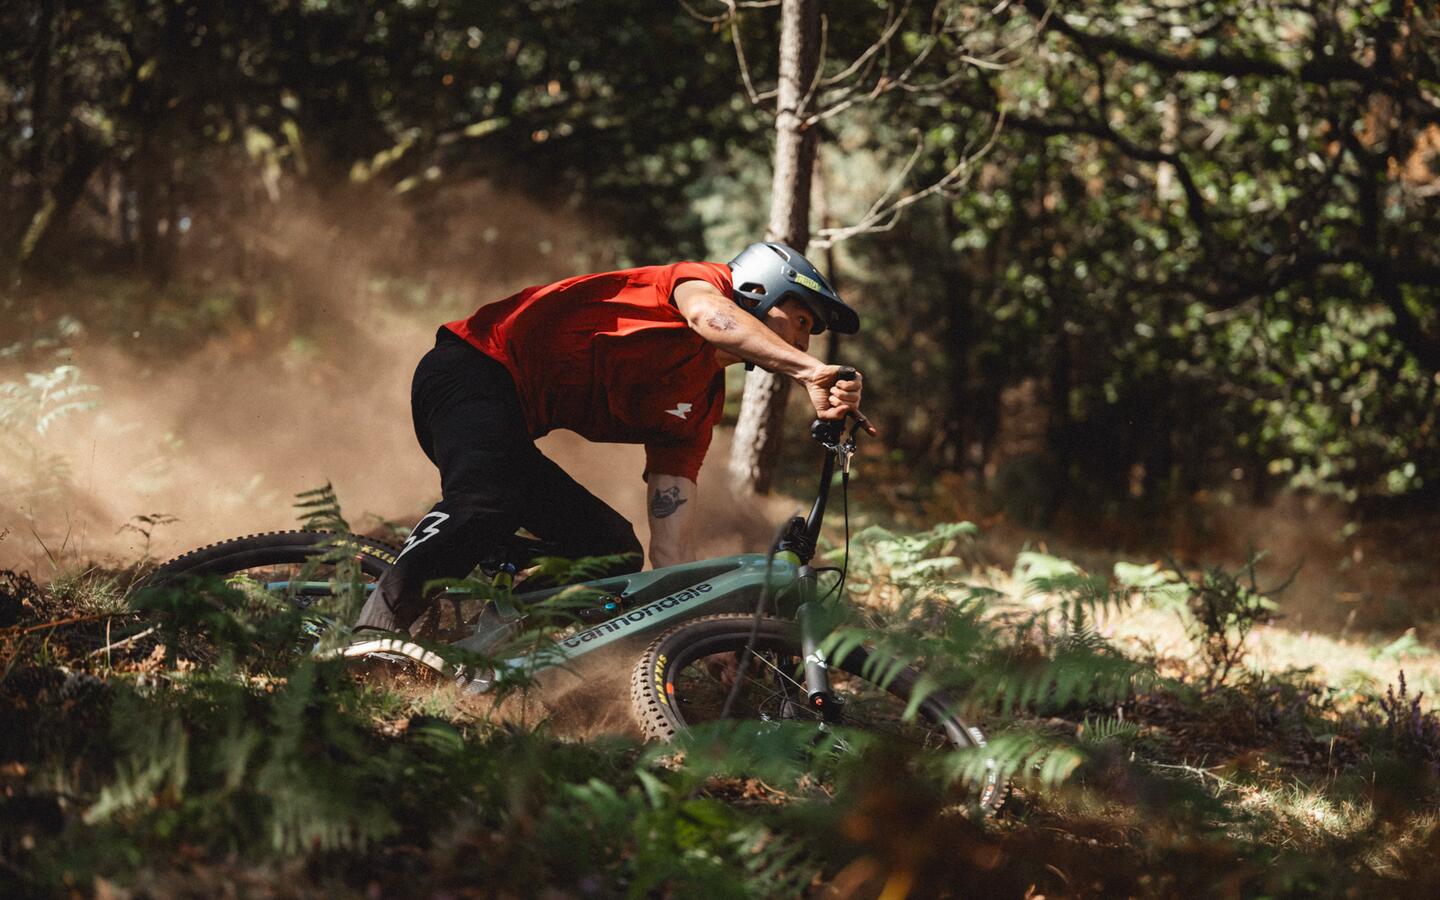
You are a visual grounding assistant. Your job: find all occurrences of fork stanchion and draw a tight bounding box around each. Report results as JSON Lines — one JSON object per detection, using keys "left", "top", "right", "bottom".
{"left": 798, "top": 575, "right": 841, "bottom": 722}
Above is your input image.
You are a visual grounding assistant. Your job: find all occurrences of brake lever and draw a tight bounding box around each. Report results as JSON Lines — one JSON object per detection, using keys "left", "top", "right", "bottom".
{"left": 810, "top": 417, "right": 858, "bottom": 470}
{"left": 811, "top": 364, "right": 865, "bottom": 468}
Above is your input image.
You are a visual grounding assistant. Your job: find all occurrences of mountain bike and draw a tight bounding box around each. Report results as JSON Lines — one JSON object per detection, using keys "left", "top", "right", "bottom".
{"left": 147, "top": 383, "right": 1003, "bottom": 811}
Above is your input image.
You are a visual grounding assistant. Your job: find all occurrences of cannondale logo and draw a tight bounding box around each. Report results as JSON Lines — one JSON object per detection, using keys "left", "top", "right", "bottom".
{"left": 397, "top": 511, "right": 450, "bottom": 558}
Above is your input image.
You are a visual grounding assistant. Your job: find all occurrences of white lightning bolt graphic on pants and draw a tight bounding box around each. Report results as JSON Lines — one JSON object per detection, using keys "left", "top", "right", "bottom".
{"left": 397, "top": 511, "right": 450, "bottom": 559}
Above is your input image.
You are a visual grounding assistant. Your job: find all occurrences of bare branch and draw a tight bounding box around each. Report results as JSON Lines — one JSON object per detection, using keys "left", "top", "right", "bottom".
{"left": 727, "top": 4, "right": 766, "bottom": 108}
{"left": 679, "top": 0, "right": 778, "bottom": 18}
{"left": 813, "top": 111, "right": 1007, "bottom": 248}
{"left": 806, "top": 1, "right": 1052, "bottom": 122}
{"left": 799, "top": 11, "right": 832, "bottom": 115}
{"left": 819, "top": 0, "right": 911, "bottom": 88}
{"left": 677, "top": 0, "right": 732, "bottom": 24}
{"left": 851, "top": 131, "right": 928, "bottom": 229}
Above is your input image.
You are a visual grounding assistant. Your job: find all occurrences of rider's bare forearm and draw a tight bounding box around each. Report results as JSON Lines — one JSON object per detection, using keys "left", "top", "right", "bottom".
{"left": 646, "top": 473, "right": 696, "bottom": 568}
{"left": 674, "top": 282, "right": 822, "bottom": 379}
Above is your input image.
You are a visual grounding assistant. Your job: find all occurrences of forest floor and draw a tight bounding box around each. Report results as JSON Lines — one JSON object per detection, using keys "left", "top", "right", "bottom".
{"left": 4, "top": 513, "right": 1439, "bottom": 898}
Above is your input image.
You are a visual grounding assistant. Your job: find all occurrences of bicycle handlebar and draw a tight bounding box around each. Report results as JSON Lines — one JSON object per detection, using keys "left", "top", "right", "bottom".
{"left": 810, "top": 366, "right": 864, "bottom": 448}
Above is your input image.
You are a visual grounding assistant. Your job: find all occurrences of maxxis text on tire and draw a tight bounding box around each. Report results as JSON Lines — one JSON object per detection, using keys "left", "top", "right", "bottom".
{"left": 146, "top": 530, "right": 399, "bottom": 583}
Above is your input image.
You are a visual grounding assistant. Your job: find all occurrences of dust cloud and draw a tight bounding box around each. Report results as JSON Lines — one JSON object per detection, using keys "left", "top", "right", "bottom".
{"left": 1185, "top": 493, "right": 1439, "bottom": 632}
{"left": 0, "top": 180, "right": 789, "bottom": 573}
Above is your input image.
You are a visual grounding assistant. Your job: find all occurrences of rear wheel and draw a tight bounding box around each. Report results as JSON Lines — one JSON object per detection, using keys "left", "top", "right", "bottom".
{"left": 143, "top": 530, "right": 425, "bottom": 668}
{"left": 145, "top": 531, "right": 494, "bottom": 683}
{"left": 630, "top": 614, "right": 1003, "bottom": 812}
{"left": 147, "top": 530, "right": 399, "bottom": 584}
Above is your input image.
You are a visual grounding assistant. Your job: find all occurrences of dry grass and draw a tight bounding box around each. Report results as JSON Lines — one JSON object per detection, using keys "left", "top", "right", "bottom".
{"left": 958, "top": 557, "right": 1440, "bottom": 708}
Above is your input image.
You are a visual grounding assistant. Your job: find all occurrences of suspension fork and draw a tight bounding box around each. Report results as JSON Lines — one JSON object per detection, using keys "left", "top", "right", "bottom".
{"left": 796, "top": 564, "right": 843, "bottom": 723}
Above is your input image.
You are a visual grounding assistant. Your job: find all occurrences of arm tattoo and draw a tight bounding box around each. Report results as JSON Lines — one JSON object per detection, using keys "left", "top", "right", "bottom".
{"left": 704, "top": 311, "right": 739, "bottom": 332}
{"left": 650, "top": 486, "right": 689, "bottom": 519}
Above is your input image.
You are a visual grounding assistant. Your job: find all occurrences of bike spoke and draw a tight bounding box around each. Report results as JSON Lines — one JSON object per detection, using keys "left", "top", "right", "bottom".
{"left": 673, "top": 650, "right": 945, "bottom": 751}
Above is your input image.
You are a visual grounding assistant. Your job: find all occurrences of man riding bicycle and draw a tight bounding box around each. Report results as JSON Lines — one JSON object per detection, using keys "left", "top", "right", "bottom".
{"left": 354, "top": 241, "right": 874, "bottom": 636}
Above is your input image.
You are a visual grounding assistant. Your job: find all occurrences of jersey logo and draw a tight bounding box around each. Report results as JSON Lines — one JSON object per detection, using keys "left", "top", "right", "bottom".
{"left": 665, "top": 402, "right": 693, "bottom": 420}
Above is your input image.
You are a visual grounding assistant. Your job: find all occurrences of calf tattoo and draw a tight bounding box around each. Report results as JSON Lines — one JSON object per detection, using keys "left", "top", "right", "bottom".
{"left": 650, "top": 486, "right": 688, "bottom": 518}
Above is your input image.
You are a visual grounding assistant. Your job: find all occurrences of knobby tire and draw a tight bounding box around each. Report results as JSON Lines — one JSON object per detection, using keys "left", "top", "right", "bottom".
{"left": 630, "top": 613, "right": 1004, "bottom": 812}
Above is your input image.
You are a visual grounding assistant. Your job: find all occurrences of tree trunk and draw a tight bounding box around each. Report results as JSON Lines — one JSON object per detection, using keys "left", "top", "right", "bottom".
{"left": 9, "top": 0, "right": 57, "bottom": 265}
{"left": 18, "top": 139, "right": 105, "bottom": 270}
{"left": 940, "top": 204, "right": 976, "bottom": 470}
{"left": 727, "top": 0, "right": 821, "bottom": 495}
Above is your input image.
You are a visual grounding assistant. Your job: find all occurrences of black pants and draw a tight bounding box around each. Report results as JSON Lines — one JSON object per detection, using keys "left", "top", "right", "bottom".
{"left": 355, "top": 329, "right": 643, "bottom": 632}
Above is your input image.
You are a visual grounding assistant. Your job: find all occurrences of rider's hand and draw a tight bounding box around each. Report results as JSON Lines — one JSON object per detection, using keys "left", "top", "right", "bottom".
{"left": 803, "top": 365, "right": 879, "bottom": 436}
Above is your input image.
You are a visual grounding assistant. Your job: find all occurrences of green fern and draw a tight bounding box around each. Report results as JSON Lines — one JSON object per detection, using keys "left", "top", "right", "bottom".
{"left": 0, "top": 364, "right": 99, "bottom": 506}
{"left": 0, "top": 365, "right": 99, "bottom": 435}
{"left": 293, "top": 482, "right": 350, "bottom": 533}
{"left": 944, "top": 728, "right": 1086, "bottom": 791}
{"left": 1078, "top": 715, "right": 1142, "bottom": 749}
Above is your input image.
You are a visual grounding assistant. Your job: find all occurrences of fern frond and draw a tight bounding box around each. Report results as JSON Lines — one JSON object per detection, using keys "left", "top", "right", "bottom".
{"left": 945, "top": 728, "right": 1086, "bottom": 791}
{"left": 293, "top": 482, "right": 350, "bottom": 533}
{"left": 1078, "top": 715, "right": 1142, "bottom": 748}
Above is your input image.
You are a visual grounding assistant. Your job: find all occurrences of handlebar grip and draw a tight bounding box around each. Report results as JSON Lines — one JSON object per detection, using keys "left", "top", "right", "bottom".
{"left": 811, "top": 418, "right": 845, "bottom": 444}
{"left": 835, "top": 365, "right": 858, "bottom": 387}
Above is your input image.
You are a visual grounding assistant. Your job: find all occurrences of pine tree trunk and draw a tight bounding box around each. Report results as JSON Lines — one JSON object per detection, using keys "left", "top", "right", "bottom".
{"left": 728, "top": 0, "right": 821, "bottom": 495}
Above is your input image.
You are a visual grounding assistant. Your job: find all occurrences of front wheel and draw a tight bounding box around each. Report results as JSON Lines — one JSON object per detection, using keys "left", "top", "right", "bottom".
{"left": 630, "top": 614, "right": 1003, "bottom": 812}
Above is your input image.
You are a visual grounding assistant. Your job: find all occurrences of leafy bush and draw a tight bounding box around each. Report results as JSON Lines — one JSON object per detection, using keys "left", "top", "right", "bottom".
{"left": 1119, "top": 555, "right": 1283, "bottom": 690}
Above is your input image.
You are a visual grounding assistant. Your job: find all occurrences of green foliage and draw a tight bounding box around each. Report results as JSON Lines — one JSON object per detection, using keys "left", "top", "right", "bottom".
{"left": 806, "top": 0, "right": 1440, "bottom": 506}
{"left": 294, "top": 482, "right": 350, "bottom": 534}
{"left": 945, "top": 728, "right": 1085, "bottom": 792}
{"left": 86, "top": 661, "right": 404, "bottom": 853}
{"left": 1151, "top": 554, "right": 1285, "bottom": 690}
{"left": 0, "top": 364, "right": 99, "bottom": 508}
{"left": 831, "top": 524, "right": 1154, "bottom": 727}
{"left": 1077, "top": 715, "right": 1142, "bottom": 751}
{"left": 538, "top": 771, "right": 812, "bottom": 898}
{"left": 6, "top": 0, "right": 1436, "bottom": 516}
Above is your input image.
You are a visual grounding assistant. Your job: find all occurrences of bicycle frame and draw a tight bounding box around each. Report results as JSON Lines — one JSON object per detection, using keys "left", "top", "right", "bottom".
{"left": 325, "top": 414, "right": 857, "bottom": 705}
{"left": 455, "top": 552, "right": 806, "bottom": 673}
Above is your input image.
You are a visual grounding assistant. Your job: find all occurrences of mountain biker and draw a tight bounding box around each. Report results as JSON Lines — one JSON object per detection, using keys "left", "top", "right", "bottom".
{"left": 354, "top": 241, "right": 875, "bottom": 636}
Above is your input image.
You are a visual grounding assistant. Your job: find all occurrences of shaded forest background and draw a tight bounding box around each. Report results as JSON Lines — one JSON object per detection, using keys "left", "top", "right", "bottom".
{"left": 2, "top": 0, "right": 1438, "bottom": 597}
{"left": 6, "top": 4, "right": 1440, "bottom": 897}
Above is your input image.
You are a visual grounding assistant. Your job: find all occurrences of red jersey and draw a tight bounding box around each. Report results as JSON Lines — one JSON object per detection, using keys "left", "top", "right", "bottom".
{"left": 445, "top": 261, "right": 732, "bottom": 482}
